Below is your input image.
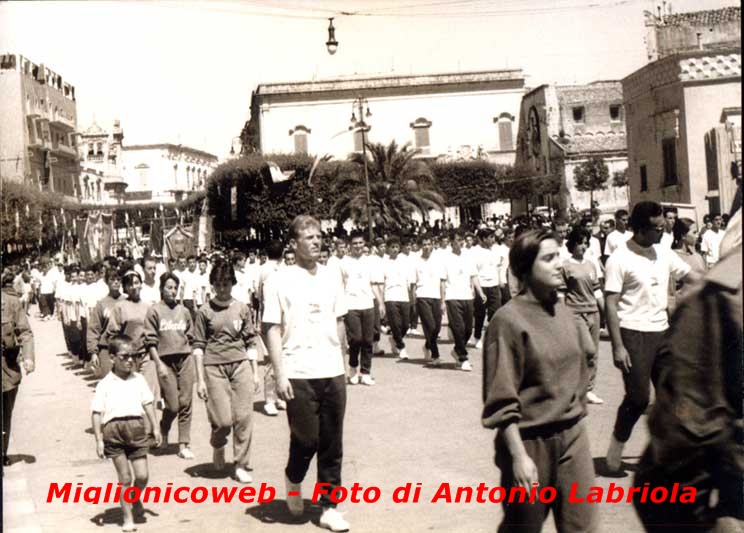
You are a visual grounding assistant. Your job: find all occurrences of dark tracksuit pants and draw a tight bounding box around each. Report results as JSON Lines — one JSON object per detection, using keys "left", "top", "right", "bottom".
{"left": 496, "top": 419, "right": 598, "bottom": 533}
{"left": 385, "top": 301, "right": 410, "bottom": 351}
{"left": 372, "top": 299, "right": 381, "bottom": 344}
{"left": 2, "top": 386, "right": 18, "bottom": 458}
{"left": 446, "top": 299, "right": 473, "bottom": 361}
{"left": 473, "top": 285, "right": 501, "bottom": 340}
{"left": 285, "top": 376, "right": 346, "bottom": 509}
{"left": 613, "top": 329, "right": 666, "bottom": 442}
{"left": 416, "top": 298, "right": 442, "bottom": 359}
{"left": 345, "top": 308, "right": 374, "bottom": 374}
{"left": 158, "top": 353, "right": 195, "bottom": 444}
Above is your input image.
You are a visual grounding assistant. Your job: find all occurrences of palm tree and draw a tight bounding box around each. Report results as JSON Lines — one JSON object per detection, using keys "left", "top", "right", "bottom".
{"left": 332, "top": 140, "right": 445, "bottom": 231}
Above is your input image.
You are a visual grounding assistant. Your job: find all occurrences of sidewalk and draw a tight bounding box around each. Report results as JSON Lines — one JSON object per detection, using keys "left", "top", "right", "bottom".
{"left": 4, "top": 309, "right": 648, "bottom": 532}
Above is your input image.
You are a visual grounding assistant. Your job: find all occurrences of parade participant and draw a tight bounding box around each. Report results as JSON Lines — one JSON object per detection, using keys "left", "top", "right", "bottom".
{"left": 552, "top": 218, "right": 571, "bottom": 261}
{"left": 560, "top": 228, "right": 604, "bottom": 405}
{"left": 368, "top": 238, "right": 387, "bottom": 354}
{"left": 633, "top": 213, "right": 742, "bottom": 532}
{"left": 318, "top": 246, "right": 331, "bottom": 266}
{"left": 482, "top": 229, "right": 598, "bottom": 533}
{"left": 605, "top": 209, "right": 633, "bottom": 255}
{"left": 443, "top": 231, "right": 483, "bottom": 371}
{"left": 144, "top": 272, "right": 195, "bottom": 460}
{"left": 472, "top": 228, "right": 502, "bottom": 350}
{"left": 700, "top": 213, "right": 724, "bottom": 268}
{"left": 195, "top": 257, "right": 211, "bottom": 306}
{"left": 400, "top": 236, "right": 420, "bottom": 335}
{"left": 105, "top": 271, "right": 159, "bottom": 401}
{"left": 659, "top": 207, "right": 677, "bottom": 249}
{"left": 91, "top": 335, "right": 162, "bottom": 533}
{"left": 340, "top": 230, "right": 382, "bottom": 385}
{"left": 139, "top": 257, "right": 161, "bottom": 306}
{"left": 193, "top": 260, "right": 259, "bottom": 483}
{"left": 263, "top": 215, "right": 350, "bottom": 532}
{"left": 494, "top": 228, "right": 511, "bottom": 305}
{"left": 79, "top": 265, "right": 101, "bottom": 367}
{"left": 667, "top": 217, "right": 706, "bottom": 313}
{"left": 604, "top": 201, "right": 700, "bottom": 473}
{"left": 39, "top": 258, "right": 58, "bottom": 320}
{"left": 87, "top": 268, "right": 125, "bottom": 374}
{"left": 257, "top": 240, "right": 285, "bottom": 417}
{"left": 381, "top": 236, "right": 415, "bottom": 360}
{"left": 414, "top": 234, "right": 446, "bottom": 364}
{"left": 2, "top": 271, "right": 35, "bottom": 467}
{"left": 283, "top": 249, "right": 296, "bottom": 267}
{"left": 62, "top": 267, "right": 85, "bottom": 366}
{"left": 231, "top": 252, "right": 254, "bottom": 308}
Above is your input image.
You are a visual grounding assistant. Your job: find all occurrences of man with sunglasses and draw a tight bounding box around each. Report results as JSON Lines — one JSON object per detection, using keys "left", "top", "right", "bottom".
{"left": 603, "top": 201, "right": 701, "bottom": 474}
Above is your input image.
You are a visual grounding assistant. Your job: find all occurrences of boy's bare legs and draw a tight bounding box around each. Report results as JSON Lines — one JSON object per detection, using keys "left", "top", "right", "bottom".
{"left": 130, "top": 457, "right": 149, "bottom": 522}
{"left": 111, "top": 455, "right": 135, "bottom": 531}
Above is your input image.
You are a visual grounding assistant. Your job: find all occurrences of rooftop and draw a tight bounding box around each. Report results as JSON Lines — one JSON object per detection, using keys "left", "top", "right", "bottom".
{"left": 124, "top": 144, "right": 218, "bottom": 160}
{"left": 556, "top": 81, "right": 623, "bottom": 104}
{"left": 553, "top": 133, "right": 627, "bottom": 156}
{"left": 661, "top": 6, "right": 740, "bottom": 27}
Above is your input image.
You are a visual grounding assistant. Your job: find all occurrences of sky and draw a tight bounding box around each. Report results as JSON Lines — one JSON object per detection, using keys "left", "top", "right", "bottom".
{"left": 0, "top": 0, "right": 737, "bottom": 158}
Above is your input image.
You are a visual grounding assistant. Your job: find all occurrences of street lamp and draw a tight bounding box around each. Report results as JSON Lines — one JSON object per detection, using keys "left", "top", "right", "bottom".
{"left": 326, "top": 18, "right": 338, "bottom": 55}
{"left": 229, "top": 136, "right": 242, "bottom": 157}
{"left": 351, "top": 97, "right": 373, "bottom": 242}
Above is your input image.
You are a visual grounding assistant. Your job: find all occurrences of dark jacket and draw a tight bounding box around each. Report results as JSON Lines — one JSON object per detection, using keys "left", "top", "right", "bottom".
{"left": 2, "top": 288, "right": 35, "bottom": 392}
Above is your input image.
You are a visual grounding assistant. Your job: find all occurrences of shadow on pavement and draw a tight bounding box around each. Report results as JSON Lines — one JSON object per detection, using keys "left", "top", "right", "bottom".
{"left": 90, "top": 505, "right": 158, "bottom": 528}
{"left": 6, "top": 453, "right": 36, "bottom": 465}
{"left": 149, "top": 444, "right": 180, "bottom": 457}
{"left": 183, "top": 463, "right": 234, "bottom": 480}
{"left": 244, "top": 498, "right": 319, "bottom": 526}
{"left": 593, "top": 457, "right": 638, "bottom": 478}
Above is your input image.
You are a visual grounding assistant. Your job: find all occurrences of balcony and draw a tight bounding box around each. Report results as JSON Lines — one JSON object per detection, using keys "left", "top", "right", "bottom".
{"left": 51, "top": 143, "right": 79, "bottom": 158}
{"left": 50, "top": 114, "right": 76, "bottom": 131}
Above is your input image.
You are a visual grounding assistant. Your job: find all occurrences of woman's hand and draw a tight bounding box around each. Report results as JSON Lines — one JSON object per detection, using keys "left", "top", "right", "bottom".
{"left": 156, "top": 361, "right": 169, "bottom": 380}
{"left": 196, "top": 379, "right": 208, "bottom": 401}
{"left": 96, "top": 439, "right": 105, "bottom": 459}
{"left": 512, "top": 453, "right": 538, "bottom": 487}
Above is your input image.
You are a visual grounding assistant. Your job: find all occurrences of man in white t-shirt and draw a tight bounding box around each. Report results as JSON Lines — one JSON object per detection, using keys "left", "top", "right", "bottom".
{"left": 414, "top": 234, "right": 446, "bottom": 363}
{"left": 380, "top": 236, "right": 415, "bottom": 360}
{"left": 472, "top": 228, "right": 502, "bottom": 350}
{"left": 263, "top": 215, "right": 350, "bottom": 532}
{"left": 339, "top": 231, "right": 382, "bottom": 385}
{"left": 443, "top": 231, "right": 484, "bottom": 371}
{"left": 257, "top": 240, "right": 285, "bottom": 417}
{"left": 659, "top": 207, "right": 677, "bottom": 249}
{"left": 139, "top": 257, "right": 160, "bottom": 306}
{"left": 700, "top": 213, "right": 724, "bottom": 267}
{"left": 605, "top": 209, "right": 633, "bottom": 256}
{"left": 604, "top": 201, "right": 700, "bottom": 474}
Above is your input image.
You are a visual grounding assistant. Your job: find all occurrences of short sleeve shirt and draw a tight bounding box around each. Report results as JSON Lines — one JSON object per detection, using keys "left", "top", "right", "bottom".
{"left": 91, "top": 371, "right": 154, "bottom": 425}
{"left": 604, "top": 241, "right": 691, "bottom": 331}
{"left": 262, "top": 264, "right": 347, "bottom": 379}
{"left": 415, "top": 254, "right": 446, "bottom": 299}
{"left": 443, "top": 251, "right": 477, "bottom": 301}
{"left": 340, "top": 255, "right": 375, "bottom": 310}
{"left": 382, "top": 255, "right": 414, "bottom": 302}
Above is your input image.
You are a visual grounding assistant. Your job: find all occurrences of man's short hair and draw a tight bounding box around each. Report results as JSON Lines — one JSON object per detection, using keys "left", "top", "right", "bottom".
{"left": 349, "top": 229, "right": 366, "bottom": 242}
{"left": 477, "top": 228, "right": 494, "bottom": 240}
{"left": 386, "top": 236, "right": 401, "bottom": 248}
{"left": 628, "top": 201, "right": 663, "bottom": 232}
{"left": 288, "top": 215, "right": 321, "bottom": 241}
{"left": 614, "top": 209, "right": 629, "bottom": 220}
{"left": 663, "top": 206, "right": 678, "bottom": 216}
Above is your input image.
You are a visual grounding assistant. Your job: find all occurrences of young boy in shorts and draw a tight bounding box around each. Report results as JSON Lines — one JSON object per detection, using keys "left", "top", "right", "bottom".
{"left": 91, "top": 335, "right": 162, "bottom": 532}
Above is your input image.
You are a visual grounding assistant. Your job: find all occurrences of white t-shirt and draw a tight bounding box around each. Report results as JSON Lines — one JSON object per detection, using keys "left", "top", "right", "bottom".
{"left": 443, "top": 251, "right": 477, "bottom": 301}
{"left": 140, "top": 280, "right": 161, "bottom": 306}
{"left": 340, "top": 255, "right": 375, "bottom": 310}
{"left": 262, "top": 264, "right": 346, "bottom": 379}
{"left": 40, "top": 269, "right": 58, "bottom": 294}
{"left": 91, "top": 371, "right": 154, "bottom": 425}
{"left": 472, "top": 245, "right": 502, "bottom": 287}
{"left": 659, "top": 231, "right": 674, "bottom": 249}
{"left": 605, "top": 230, "right": 633, "bottom": 256}
{"left": 700, "top": 229, "right": 723, "bottom": 265}
{"left": 231, "top": 269, "right": 252, "bottom": 304}
{"left": 180, "top": 269, "right": 200, "bottom": 301}
{"left": 415, "top": 254, "right": 446, "bottom": 299}
{"left": 495, "top": 243, "right": 510, "bottom": 286}
{"left": 604, "top": 240, "right": 691, "bottom": 332}
{"left": 382, "top": 255, "right": 414, "bottom": 302}
{"left": 193, "top": 271, "right": 210, "bottom": 306}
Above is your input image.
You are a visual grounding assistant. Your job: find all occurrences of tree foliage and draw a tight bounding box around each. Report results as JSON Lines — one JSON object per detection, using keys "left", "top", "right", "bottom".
{"left": 573, "top": 156, "right": 610, "bottom": 206}
{"left": 431, "top": 160, "right": 513, "bottom": 206}
{"left": 612, "top": 167, "right": 629, "bottom": 188}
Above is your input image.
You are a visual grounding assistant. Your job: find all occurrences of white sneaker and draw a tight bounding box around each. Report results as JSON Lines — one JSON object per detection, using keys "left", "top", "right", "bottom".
{"left": 380, "top": 325, "right": 390, "bottom": 334}
{"left": 348, "top": 369, "right": 360, "bottom": 385}
{"left": 263, "top": 402, "right": 279, "bottom": 416}
{"left": 460, "top": 360, "right": 473, "bottom": 372}
{"left": 429, "top": 358, "right": 441, "bottom": 367}
{"left": 586, "top": 391, "right": 604, "bottom": 405}
{"left": 606, "top": 436, "right": 624, "bottom": 473}
{"left": 285, "top": 476, "right": 303, "bottom": 516}
{"left": 422, "top": 347, "right": 431, "bottom": 360}
{"left": 177, "top": 446, "right": 195, "bottom": 460}
{"left": 319, "top": 507, "right": 350, "bottom": 532}
{"left": 360, "top": 374, "right": 376, "bottom": 386}
{"left": 235, "top": 465, "right": 253, "bottom": 484}
{"left": 276, "top": 399, "right": 287, "bottom": 410}
{"left": 390, "top": 340, "right": 399, "bottom": 356}
{"left": 475, "top": 338, "right": 483, "bottom": 350}
{"left": 398, "top": 348, "right": 409, "bottom": 360}
{"left": 372, "top": 342, "right": 384, "bottom": 355}
{"left": 213, "top": 447, "right": 226, "bottom": 471}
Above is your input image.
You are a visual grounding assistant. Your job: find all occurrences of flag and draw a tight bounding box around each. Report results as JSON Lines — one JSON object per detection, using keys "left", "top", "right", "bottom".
{"left": 307, "top": 127, "right": 358, "bottom": 185}
{"left": 14, "top": 210, "right": 19, "bottom": 239}
{"left": 265, "top": 161, "right": 295, "bottom": 184}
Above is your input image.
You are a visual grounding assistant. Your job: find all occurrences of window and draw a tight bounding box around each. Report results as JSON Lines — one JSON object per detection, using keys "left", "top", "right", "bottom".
{"left": 88, "top": 143, "right": 94, "bottom": 156}
{"left": 96, "top": 142, "right": 103, "bottom": 155}
{"left": 572, "top": 106, "right": 585, "bottom": 123}
{"left": 661, "top": 138, "right": 678, "bottom": 186}
{"left": 640, "top": 164, "right": 648, "bottom": 192}
{"left": 294, "top": 133, "right": 308, "bottom": 154}
{"left": 610, "top": 105, "right": 621, "bottom": 121}
{"left": 410, "top": 117, "right": 432, "bottom": 150}
{"left": 494, "top": 113, "right": 515, "bottom": 151}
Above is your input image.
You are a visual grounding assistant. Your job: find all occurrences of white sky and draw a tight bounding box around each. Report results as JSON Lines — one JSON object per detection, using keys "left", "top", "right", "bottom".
{"left": 0, "top": 0, "right": 737, "bottom": 158}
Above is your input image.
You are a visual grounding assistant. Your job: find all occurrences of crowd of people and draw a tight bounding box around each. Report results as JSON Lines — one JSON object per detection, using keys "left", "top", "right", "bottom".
{"left": 1, "top": 200, "right": 740, "bottom": 532}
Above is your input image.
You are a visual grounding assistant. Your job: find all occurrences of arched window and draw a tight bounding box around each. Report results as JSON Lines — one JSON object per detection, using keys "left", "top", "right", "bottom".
{"left": 289, "top": 125, "right": 311, "bottom": 154}
{"left": 410, "top": 117, "right": 432, "bottom": 151}
{"left": 494, "top": 113, "right": 515, "bottom": 151}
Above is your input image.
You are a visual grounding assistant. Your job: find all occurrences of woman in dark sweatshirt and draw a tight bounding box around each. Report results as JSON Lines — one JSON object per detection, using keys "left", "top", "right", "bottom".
{"left": 482, "top": 229, "right": 597, "bottom": 533}
{"left": 144, "top": 272, "right": 195, "bottom": 460}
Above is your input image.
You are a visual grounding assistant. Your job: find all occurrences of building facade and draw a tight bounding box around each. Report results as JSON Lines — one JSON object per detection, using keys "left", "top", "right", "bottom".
{"left": 247, "top": 70, "right": 525, "bottom": 165}
{"left": 0, "top": 53, "right": 80, "bottom": 197}
{"left": 78, "top": 120, "right": 218, "bottom": 205}
{"left": 514, "top": 81, "right": 629, "bottom": 215}
{"left": 622, "top": 48, "right": 741, "bottom": 222}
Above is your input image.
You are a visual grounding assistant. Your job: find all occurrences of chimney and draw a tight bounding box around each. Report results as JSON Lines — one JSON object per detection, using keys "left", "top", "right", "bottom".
{"left": 661, "top": 1, "right": 666, "bottom": 23}
{"left": 657, "top": 5, "right": 662, "bottom": 23}
{"left": 697, "top": 32, "right": 703, "bottom": 50}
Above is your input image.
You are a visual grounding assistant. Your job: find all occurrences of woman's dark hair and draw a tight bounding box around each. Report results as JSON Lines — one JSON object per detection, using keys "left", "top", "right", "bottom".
{"left": 672, "top": 217, "right": 696, "bottom": 249}
{"left": 566, "top": 228, "right": 591, "bottom": 253}
{"left": 105, "top": 267, "right": 121, "bottom": 284}
{"left": 509, "top": 229, "right": 559, "bottom": 283}
{"left": 209, "top": 259, "right": 237, "bottom": 286}
{"left": 160, "top": 272, "right": 180, "bottom": 292}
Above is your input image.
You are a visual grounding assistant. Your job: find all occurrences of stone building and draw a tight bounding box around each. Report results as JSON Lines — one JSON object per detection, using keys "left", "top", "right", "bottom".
{"left": 0, "top": 53, "right": 80, "bottom": 198}
{"left": 513, "top": 81, "right": 629, "bottom": 216}
{"left": 78, "top": 120, "right": 218, "bottom": 205}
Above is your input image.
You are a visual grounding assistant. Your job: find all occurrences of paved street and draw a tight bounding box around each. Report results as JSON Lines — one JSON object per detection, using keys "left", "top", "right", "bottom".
{"left": 4, "top": 307, "right": 649, "bottom": 533}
